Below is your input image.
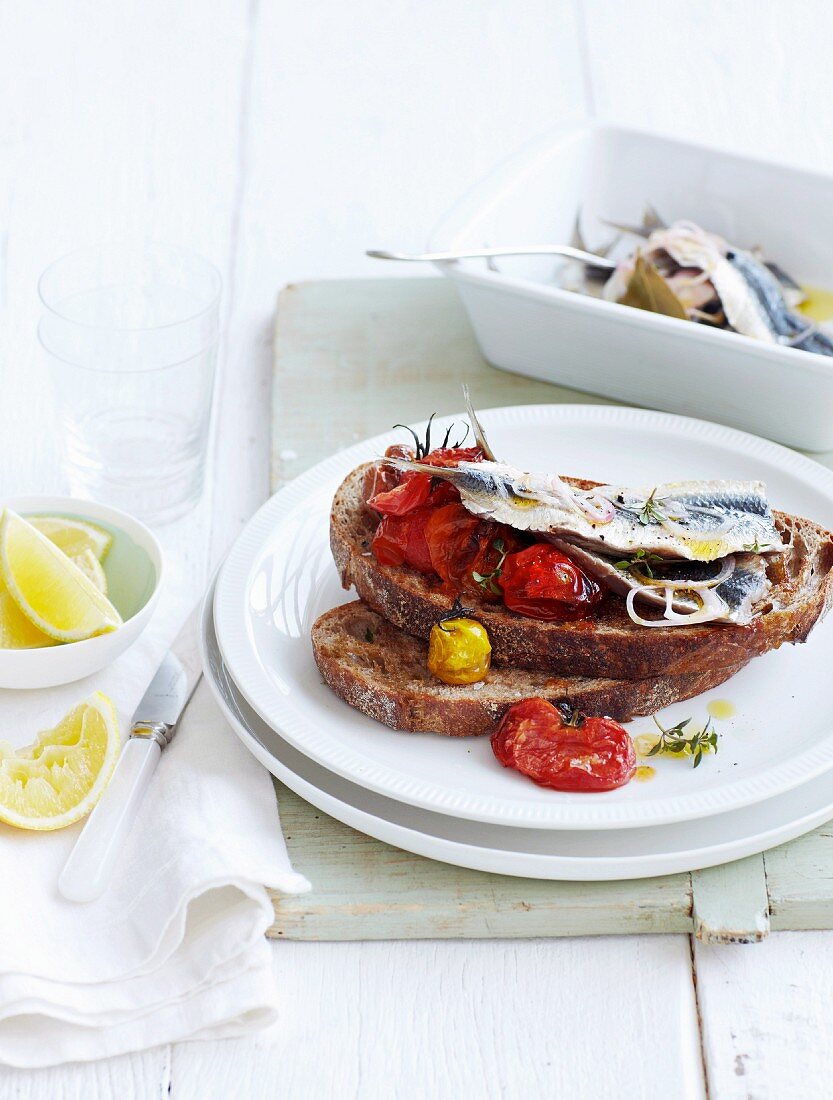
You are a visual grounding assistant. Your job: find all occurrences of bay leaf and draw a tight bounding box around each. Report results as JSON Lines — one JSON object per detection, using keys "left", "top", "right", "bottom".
{"left": 619, "top": 253, "right": 688, "bottom": 320}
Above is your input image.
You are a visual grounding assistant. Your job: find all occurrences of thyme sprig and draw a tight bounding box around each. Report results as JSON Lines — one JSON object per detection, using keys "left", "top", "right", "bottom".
{"left": 613, "top": 549, "right": 665, "bottom": 579}
{"left": 472, "top": 538, "right": 508, "bottom": 595}
{"left": 618, "top": 487, "right": 681, "bottom": 527}
{"left": 635, "top": 488, "right": 667, "bottom": 526}
{"left": 647, "top": 715, "right": 719, "bottom": 768}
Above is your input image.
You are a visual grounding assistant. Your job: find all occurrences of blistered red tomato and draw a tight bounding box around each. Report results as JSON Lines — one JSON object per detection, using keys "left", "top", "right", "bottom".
{"left": 362, "top": 444, "right": 414, "bottom": 507}
{"left": 499, "top": 543, "right": 602, "bottom": 621}
{"left": 367, "top": 445, "right": 485, "bottom": 516}
{"left": 371, "top": 504, "right": 435, "bottom": 574}
{"left": 491, "top": 698, "right": 636, "bottom": 792}
{"left": 422, "top": 445, "right": 484, "bottom": 469}
{"left": 368, "top": 471, "right": 433, "bottom": 516}
{"left": 424, "top": 503, "right": 520, "bottom": 600}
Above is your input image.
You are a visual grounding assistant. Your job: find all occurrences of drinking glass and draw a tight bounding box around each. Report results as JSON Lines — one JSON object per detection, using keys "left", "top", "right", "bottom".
{"left": 39, "top": 243, "right": 222, "bottom": 525}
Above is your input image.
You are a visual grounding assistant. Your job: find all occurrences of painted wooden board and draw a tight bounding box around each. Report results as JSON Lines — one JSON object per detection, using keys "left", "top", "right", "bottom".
{"left": 267, "top": 778, "right": 693, "bottom": 941}
{"left": 269, "top": 276, "right": 833, "bottom": 945}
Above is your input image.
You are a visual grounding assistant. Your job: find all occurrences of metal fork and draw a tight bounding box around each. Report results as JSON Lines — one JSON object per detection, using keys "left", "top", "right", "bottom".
{"left": 366, "top": 246, "right": 616, "bottom": 269}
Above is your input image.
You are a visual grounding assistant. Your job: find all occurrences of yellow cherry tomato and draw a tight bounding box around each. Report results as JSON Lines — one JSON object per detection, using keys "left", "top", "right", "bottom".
{"left": 428, "top": 616, "right": 491, "bottom": 685}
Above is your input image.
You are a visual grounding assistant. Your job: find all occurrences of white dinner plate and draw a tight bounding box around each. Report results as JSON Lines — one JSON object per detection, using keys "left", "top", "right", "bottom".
{"left": 214, "top": 404, "right": 833, "bottom": 830}
{"left": 202, "top": 576, "right": 833, "bottom": 880}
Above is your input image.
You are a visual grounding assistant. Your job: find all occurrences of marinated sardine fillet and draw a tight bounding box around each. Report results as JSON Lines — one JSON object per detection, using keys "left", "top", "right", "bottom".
{"left": 385, "top": 458, "right": 782, "bottom": 562}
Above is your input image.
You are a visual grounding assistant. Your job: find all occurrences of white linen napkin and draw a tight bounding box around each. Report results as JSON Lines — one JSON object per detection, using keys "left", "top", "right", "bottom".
{"left": 0, "top": 606, "right": 310, "bottom": 1068}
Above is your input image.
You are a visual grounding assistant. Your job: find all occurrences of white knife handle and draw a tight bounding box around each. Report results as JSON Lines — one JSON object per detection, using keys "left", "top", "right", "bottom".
{"left": 58, "top": 736, "right": 161, "bottom": 903}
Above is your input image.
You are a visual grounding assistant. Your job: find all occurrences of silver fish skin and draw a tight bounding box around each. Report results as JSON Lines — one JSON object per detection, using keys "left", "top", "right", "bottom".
{"left": 548, "top": 539, "right": 769, "bottom": 625}
{"left": 763, "top": 260, "right": 806, "bottom": 308}
{"left": 384, "top": 458, "right": 782, "bottom": 561}
{"left": 728, "top": 250, "right": 833, "bottom": 356}
{"left": 709, "top": 555, "right": 771, "bottom": 624}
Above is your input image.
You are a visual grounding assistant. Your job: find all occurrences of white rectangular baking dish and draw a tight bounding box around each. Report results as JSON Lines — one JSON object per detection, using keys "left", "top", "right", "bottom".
{"left": 428, "top": 123, "right": 833, "bottom": 451}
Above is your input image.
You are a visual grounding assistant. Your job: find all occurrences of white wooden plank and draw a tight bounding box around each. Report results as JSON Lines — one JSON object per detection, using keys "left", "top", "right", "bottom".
{"left": 582, "top": 0, "right": 833, "bottom": 175}
{"left": 214, "top": 0, "right": 592, "bottom": 533}
{"left": 0, "top": 0, "right": 249, "bottom": 1088}
{"left": 227, "top": 0, "right": 588, "bottom": 288}
{"left": 694, "top": 933, "right": 833, "bottom": 1098}
{"left": 0, "top": 0, "right": 249, "bottom": 499}
{"left": 0, "top": 1048, "right": 170, "bottom": 1099}
{"left": 172, "top": 936, "right": 706, "bottom": 1099}
{"left": 691, "top": 856, "right": 770, "bottom": 944}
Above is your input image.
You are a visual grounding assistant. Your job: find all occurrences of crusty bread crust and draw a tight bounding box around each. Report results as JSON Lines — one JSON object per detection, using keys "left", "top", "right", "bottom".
{"left": 312, "top": 603, "right": 748, "bottom": 734}
{"left": 331, "top": 463, "right": 833, "bottom": 680}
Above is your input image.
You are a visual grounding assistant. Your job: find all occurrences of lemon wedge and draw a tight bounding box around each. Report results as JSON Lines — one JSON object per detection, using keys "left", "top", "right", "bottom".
{"left": 0, "top": 692, "right": 119, "bottom": 830}
{"left": 29, "top": 516, "right": 112, "bottom": 563}
{"left": 72, "top": 547, "right": 108, "bottom": 595}
{"left": 0, "top": 510, "right": 122, "bottom": 642}
{"left": 0, "top": 585, "right": 55, "bottom": 649}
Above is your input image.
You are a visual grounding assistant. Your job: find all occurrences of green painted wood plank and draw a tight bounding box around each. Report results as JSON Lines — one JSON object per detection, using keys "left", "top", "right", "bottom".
{"left": 766, "top": 823, "right": 833, "bottom": 931}
{"left": 271, "top": 277, "right": 613, "bottom": 492}
{"left": 267, "top": 780, "right": 693, "bottom": 940}
{"left": 691, "top": 856, "right": 770, "bottom": 944}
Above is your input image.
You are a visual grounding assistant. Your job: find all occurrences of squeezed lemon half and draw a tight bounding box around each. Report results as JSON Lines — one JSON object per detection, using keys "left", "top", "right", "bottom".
{"left": 0, "top": 692, "right": 120, "bottom": 830}
{"left": 0, "top": 511, "right": 121, "bottom": 643}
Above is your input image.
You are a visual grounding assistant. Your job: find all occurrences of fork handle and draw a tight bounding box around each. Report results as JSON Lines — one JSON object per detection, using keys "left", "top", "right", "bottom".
{"left": 366, "top": 245, "right": 616, "bottom": 268}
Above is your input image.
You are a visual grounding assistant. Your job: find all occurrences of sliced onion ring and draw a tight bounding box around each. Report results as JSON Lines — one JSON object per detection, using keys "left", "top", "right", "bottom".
{"left": 661, "top": 587, "right": 727, "bottom": 623}
{"left": 626, "top": 585, "right": 726, "bottom": 628}
{"left": 572, "top": 492, "right": 616, "bottom": 523}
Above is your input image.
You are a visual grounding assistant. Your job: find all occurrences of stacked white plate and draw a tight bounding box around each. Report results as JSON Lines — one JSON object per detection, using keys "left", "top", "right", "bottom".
{"left": 203, "top": 405, "right": 833, "bottom": 880}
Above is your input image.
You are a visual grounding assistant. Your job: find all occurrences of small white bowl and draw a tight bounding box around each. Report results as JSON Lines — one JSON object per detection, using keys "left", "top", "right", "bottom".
{"left": 0, "top": 496, "right": 164, "bottom": 689}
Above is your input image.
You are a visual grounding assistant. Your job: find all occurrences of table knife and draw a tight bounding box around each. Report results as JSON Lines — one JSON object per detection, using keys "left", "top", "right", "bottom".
{"left": 58, "top": 605, "right": 203, "bottom": 903}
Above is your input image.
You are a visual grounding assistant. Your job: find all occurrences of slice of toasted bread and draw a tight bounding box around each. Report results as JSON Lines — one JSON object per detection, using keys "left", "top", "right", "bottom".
{"left": 312, "top": 602, "right": 749, "bottom": 735}
{"left": 331, "top": 463, "right": 833, "bottom": 680}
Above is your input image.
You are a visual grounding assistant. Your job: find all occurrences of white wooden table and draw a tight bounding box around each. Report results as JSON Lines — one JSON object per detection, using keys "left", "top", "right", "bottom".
{"left": 2, "top": 2, "right": 833, "bottom": 1095}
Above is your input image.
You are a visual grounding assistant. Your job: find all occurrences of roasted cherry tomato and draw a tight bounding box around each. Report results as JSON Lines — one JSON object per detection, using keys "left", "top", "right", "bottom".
{"left": 422, "top": 445, "right": 484, "bottom": 469}
{"left": 367, "top": 445, "right": 485, "bottom": 516}
{"left": 369, "top": 471, "right": 431, "bottom": 516}
{"left": 491, "top": 698, "right": 636, "bottom": 792}
{"left": 371, "top": 504, "right": 435, "bottom": 574}
{"left": 499, "top": 543, "right": 602, "bottom": 621}
{"left": 362, "top": 444, "right": 414, "bottom": 508}
{"left": 427, "top": 604, "right": 491, "bottom": 685}
{"left": 424, "top": 503, "right": 521, "bottom": 601}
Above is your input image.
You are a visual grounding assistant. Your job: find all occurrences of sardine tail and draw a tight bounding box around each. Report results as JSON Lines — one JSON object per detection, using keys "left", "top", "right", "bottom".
{"left": 462, "top": 384, "right": 497, "bottom": 461}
